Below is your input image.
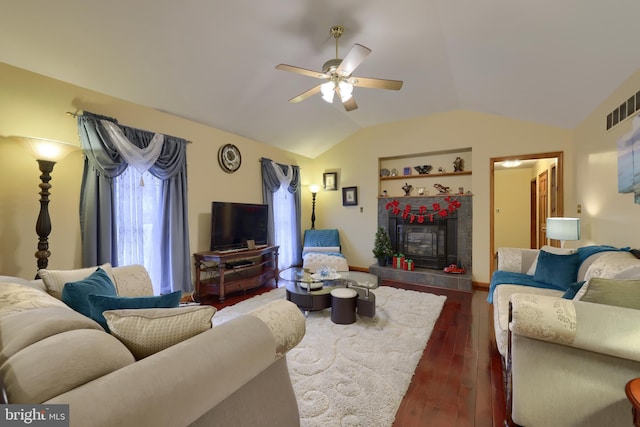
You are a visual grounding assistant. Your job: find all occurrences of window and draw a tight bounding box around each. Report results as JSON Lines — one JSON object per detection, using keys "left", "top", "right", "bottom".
{"left": 272, "top": 184, "right": 297, "bottom": 270}
{"left": 113, "top": 167, "right": 163, "bottom": 294}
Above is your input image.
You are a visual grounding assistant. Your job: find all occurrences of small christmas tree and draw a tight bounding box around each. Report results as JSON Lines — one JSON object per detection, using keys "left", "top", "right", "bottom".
{"left": 372, "top": 227, "right": 393, "bottom": 264}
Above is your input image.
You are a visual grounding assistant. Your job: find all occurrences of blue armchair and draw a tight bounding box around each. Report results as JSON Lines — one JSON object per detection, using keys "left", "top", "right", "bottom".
{"left": 302, "top": 229, "right": 349, "bottom": 273}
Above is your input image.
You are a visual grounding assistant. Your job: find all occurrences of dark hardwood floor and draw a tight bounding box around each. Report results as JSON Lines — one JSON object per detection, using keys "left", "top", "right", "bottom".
{"left": 200, "top": 280, "right": 506, "bottom": 427}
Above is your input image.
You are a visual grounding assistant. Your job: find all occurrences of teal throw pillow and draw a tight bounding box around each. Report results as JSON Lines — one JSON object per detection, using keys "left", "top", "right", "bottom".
{"left": 61, "top": 267, "right": 118, "bottom": 318}
{"left": 533, "top": 250, "right": 579, "bottom": 290}
{"left": 562, "top": 281, "right": 586, "bottom": 299}
{"left": 87, "top": 291, "right": 182, "bottom": 330}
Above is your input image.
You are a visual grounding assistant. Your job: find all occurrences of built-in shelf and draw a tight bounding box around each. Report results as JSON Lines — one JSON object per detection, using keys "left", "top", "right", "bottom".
{"left": 380, "top": 171, "right": 472, "bottom": 181}
{"left": 378, "top": 148, "right": 473, "bottom": 198}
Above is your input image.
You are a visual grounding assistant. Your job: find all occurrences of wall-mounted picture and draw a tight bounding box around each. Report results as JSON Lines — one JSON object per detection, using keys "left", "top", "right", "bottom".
{"left": 323, "top": 172, "right": 337, "bottom": 191}
{"left": 342, "top": 186, "right": 358, "bottom": 206}
{"left": 617, "top": 114, "right": 640, "bottom": 205}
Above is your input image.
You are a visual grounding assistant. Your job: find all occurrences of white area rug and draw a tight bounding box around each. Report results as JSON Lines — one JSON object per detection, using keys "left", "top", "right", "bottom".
{"left": 213, "top": 285, "right": 447, "bottom": 427}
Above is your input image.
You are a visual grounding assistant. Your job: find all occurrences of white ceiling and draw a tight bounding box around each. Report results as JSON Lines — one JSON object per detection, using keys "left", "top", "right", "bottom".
{"left": 2, "top": 1, "right": 640, "bottom": 158}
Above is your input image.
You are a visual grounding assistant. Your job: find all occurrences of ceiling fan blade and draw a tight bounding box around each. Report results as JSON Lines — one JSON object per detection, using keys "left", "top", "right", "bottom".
{"left": 343, "top": 96, "right": 358, "bottom": 112}
{"left": 288, "top": 84, "right": 322, "bottom": 103}
{"left": 349, "top": 76, "right": 403, "bottom": 90}
{"left": 336, "top": 43, "right": 371, "bottom": 77}
{"left": 276, "top": 64, "right": 328, "bottom": 79}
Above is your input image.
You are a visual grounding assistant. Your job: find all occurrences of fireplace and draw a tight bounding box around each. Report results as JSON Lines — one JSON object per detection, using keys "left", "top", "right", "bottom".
{"left": 389, "top": 212, "right": 458, "bottom": 269}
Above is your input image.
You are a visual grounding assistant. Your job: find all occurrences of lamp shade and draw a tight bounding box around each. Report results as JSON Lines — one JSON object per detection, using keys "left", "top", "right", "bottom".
{"left": 20, "top": 137, "right": 79, "bottom": 162}
{"left": 309, "top": 184, "right": 322, "bottom": 194}
{"left": 546, "top": 217, "right": 581, "bottom": 241}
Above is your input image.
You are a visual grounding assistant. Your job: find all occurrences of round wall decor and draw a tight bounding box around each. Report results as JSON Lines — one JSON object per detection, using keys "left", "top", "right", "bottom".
{"left": 218, "top": 144, "right": 241, "bottom": 173}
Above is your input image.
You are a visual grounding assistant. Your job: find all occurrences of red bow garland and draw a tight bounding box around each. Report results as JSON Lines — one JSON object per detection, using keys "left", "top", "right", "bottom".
{"left": 385, "top": 196, "right": 462, "bottom": 223}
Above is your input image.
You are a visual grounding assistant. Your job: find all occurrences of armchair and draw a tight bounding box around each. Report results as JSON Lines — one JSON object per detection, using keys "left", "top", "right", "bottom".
{"left": 301, "top": 229, "right": 349, "bottom": 273}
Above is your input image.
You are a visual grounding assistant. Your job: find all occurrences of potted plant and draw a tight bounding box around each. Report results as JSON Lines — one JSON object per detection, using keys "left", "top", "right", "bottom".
{"left": 372, "top": 227, "right": 393, "bottom": 266}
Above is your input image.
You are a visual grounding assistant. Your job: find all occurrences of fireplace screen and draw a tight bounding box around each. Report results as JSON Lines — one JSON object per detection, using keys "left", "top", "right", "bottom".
{"left": 389, "top": 213, "right": 457, "bottom": 269}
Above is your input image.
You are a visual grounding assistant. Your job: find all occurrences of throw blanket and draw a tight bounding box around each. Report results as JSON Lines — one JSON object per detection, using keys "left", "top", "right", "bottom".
{"left": 487, "top": 271, "right": 565, "bottom": 303}
{"left": 488, "top": 245, "right": 630, "bottom": 303}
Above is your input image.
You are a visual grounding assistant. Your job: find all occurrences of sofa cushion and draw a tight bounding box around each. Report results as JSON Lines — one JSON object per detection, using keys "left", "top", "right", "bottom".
{"left": 561, "top": 281, "right": 586, "bottom": 299}
{"left": 111, "top": 264, "right": 154, "bottom": 297}
{"left": 533, "top": 250, "right": 579, "bottom": 289}
{"left": 526, "top": 245, "right": 577, "bottom": 275}
{"left": 61, "top": 267, "right": 118, "bottom": 319}
{"left": 0, "top": 282, "right": 68, "bottom": 320}
{"left": 0, "top": 307, "right": 102, "bottom": 365}
{"left": 87, "top": 291, "right": 182, "bottom": 330}
{"left": 1, "top": 329, "right": 134, "bottom": 403}
{"left": 103, "top": 305, "right": 216, "bottom": 359}
{"left": 39, "top": 263, "right": 115, "bottom": 300}
{"left": 578, "top": 277, "right": 640, "bottom": 309}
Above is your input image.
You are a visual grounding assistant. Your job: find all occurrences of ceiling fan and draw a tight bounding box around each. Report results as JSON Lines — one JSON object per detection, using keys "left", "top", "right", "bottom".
{"left": 276, "top": 25, "right": 403, "bottom": 111}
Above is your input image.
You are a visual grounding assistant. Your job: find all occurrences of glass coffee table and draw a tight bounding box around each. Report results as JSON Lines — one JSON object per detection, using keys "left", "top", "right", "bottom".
{"left": 279, "top": 268, "right": 379, "bottom": 317}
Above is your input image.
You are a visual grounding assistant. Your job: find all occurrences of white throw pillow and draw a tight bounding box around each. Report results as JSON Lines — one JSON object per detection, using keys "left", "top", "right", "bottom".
{"left": 103, "top": 305, "right": 216, "bottom": 359}
{"left": 527, "top": 246, "right": 577, "bottom": 276}
{"left": 39, "top": 264, "right": 115, "bottom": 300}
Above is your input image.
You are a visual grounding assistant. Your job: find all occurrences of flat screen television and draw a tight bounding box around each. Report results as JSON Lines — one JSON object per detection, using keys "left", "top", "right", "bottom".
{"left": 210, "top": 201, "right": 269, "bottom": 251}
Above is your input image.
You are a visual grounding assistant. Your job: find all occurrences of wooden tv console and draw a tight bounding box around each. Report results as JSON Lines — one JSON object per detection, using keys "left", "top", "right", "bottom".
{"left": 193, "top": 246, "right": 279, "bottom": 302}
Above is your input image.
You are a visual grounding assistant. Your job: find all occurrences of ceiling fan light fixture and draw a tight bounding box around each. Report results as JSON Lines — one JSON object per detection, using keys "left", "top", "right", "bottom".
{"left": 338, "top": 81, "right": 353, "bottom": 101}
{"left": 321, "top": 82, "right": 335, "bottom": 103}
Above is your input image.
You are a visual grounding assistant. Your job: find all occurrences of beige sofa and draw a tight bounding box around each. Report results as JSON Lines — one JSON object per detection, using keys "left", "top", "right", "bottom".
{"left": 491, "top": 247, "right": 640, "bottom": 426}
{"left": 0, "top": 265, "right": 306, "bottom": 427}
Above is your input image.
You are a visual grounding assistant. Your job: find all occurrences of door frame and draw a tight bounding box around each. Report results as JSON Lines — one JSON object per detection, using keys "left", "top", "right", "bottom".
{"left": 490, "top": 151, "right": 564, "bottom": 276}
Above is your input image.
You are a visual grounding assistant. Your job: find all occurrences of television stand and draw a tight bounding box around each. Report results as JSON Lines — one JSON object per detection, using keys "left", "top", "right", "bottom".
{"left": 193, "top": 246, "right": 279, "bottom": 303}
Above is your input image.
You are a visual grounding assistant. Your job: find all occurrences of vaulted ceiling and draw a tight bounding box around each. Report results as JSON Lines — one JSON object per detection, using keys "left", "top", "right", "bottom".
{"left": 2, "top": 1, "right": 640, "bottom": 158}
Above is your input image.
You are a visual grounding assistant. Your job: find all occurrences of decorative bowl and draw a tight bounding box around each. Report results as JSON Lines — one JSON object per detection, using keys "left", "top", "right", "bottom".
{"left": 414, "top": 165, "right": 433, "bottom": 174}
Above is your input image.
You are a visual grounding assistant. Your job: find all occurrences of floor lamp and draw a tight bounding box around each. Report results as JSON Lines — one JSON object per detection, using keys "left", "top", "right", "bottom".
{"left": 546, "top": 217, "right": 581, "bottom": 248}
{"left": 309, "top": 184, "right": 321, "bottom": 230}
{"left": 22, "top": 137, "right": 78, "bottom": 277}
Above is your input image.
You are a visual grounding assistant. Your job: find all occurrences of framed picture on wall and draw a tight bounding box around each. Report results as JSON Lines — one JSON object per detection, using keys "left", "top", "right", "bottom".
{"left": 323, "top": 172, "right": 338, "bottom": 191}
{"left": 342, "top": 186, "right": 358, "bottom": 206}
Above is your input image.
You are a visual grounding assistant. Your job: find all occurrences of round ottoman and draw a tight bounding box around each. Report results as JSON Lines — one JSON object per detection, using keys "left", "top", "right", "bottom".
{"left": 330, "top": 288, "right": 358, "bottom": 324}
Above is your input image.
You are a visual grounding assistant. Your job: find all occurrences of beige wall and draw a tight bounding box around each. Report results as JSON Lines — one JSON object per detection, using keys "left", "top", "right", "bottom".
{"left": 0, "top": 62, "right": 309, "bottom": 279}
{"left": 2, "top": 60, "right": 637, "bottom": 286}
{"left": 574, "top": 68, "right": 640, "bottom": 247}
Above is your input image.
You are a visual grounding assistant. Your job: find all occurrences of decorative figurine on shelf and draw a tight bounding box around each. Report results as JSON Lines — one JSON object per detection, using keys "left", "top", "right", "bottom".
{"left": 453, "top": 157, "right": 464, "bottom": 172}
{"left": 414, "top": 165, "right": 433, "bottom": 175}
{"left": 390, "top": 168, "right": 398, "bottom": 176}
{"left": 434, "top": 183, "right": 450, "bottom": 194}
{"left": 458, "top": 187, "right": 464, "bottom": 194}
{"left": 437, "top": 167, "right": 445, "bottom": 173}
{"left": 402, "top": 182, "right": 413, "bottom": 196}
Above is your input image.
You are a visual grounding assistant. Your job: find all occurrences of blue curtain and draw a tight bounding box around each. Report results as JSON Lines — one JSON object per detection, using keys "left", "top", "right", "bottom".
{"left": 78, "top": 112, "right": 191, "bottom": 293}
{"left": 261, "top": 158, "right": 302, "bottom": 266}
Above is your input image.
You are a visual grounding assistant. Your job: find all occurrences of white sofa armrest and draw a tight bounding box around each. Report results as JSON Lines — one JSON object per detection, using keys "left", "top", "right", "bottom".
{"left": 510, "top": 293, "right": 640, "bottom": 361}
{"left": 497, "top": 247, "right": 539, "bottom": 273}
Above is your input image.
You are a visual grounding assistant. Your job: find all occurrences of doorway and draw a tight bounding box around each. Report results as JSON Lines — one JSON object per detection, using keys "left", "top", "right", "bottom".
{"left": 490, "top": 152, "right": 564, "bottom": 276}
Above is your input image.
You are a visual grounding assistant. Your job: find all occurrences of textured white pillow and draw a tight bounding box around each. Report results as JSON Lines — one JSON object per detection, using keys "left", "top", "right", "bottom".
{"left": 39, "top": 264, "right": 115, "bottom": 300}
{"left": 103, "top": 305, "right": 216, "bottom": 359}
{"left": 527, "top": 246, "right": 577, "bottom": 276}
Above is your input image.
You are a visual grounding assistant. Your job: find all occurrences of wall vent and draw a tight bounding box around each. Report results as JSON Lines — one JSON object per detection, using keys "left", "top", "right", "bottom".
{"left": 606, "top": 90, "right": 640, "bottom": 130}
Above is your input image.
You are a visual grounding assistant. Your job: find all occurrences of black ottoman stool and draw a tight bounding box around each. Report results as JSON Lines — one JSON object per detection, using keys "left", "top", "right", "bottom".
{"left": 330, "top": 288, "right": 357, "bottom": 324}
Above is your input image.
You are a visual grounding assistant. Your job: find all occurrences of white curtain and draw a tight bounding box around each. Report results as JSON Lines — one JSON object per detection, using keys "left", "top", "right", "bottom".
{"left": 113, "top": 167, "right": 164, "bottom": 294}
{"left": 103, "top": 119, "right": 166, "bottom": 294}
{"left": 271, "top": 161, "right": 297, "bottom": 269}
